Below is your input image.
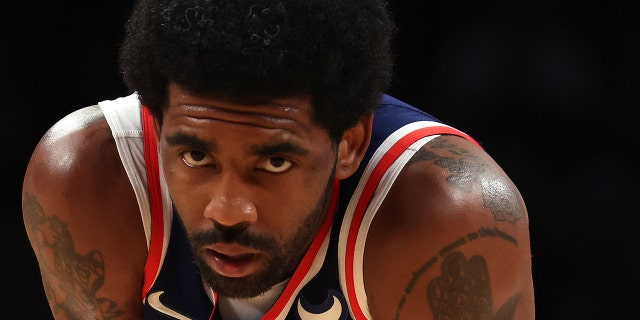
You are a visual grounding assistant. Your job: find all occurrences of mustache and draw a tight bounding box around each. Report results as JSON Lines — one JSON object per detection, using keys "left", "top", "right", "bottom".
{"left": 189, "top": 222, "right": 275, "bottom": 252}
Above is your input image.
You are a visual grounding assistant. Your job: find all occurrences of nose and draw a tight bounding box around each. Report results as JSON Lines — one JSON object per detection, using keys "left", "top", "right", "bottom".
{"left": 203, "top": 174, "right": 258, "bottom": 227}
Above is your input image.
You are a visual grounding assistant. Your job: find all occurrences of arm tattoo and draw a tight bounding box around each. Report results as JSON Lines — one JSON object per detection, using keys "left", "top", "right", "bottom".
{"left": 395, "top": 228, "right": 521, "bottom": 320}
{"left": 410, "top": 138, "right": 523, "bottom": 222}
{"left": 22, "top": 193, "right": 127, "bottom": 319}
{"left": 427, "top": 252, "right": 521, "bottom": 320}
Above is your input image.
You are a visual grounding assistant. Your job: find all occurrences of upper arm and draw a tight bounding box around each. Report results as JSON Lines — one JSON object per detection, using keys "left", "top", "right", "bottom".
{"left": 364, "top": 134, "right": 535, "bottom": 319}
{"left": 22, "top": 106, "right": 148, "bottom": 319}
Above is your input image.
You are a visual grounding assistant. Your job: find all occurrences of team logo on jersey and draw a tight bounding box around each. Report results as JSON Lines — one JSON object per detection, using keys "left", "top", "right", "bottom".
{"left": 147, "top": 291, "right": 193, "bottom": 320}
{"left": 296, "top": 290, "right": 349, "bottom": 320}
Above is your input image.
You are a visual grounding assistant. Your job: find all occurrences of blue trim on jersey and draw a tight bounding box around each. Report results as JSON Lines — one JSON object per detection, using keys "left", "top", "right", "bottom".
{"left": 144, "top": 215, "right": 213, "bottom": 320}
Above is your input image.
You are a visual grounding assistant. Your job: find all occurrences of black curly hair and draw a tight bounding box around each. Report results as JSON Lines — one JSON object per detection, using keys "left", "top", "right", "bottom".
{"left": 119, "top": 0, "right": 395, "bottom": 141}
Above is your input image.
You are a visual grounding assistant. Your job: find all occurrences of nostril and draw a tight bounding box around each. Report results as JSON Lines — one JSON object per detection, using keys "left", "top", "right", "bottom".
{"left": 213, "top": 221, "right": 252, "bottom": 242}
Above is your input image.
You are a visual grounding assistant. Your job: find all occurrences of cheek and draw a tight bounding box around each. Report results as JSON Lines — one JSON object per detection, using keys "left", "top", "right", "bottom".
{"left": 161, "top": 163, "right": 210, "bottom": 227}
{"left": 271, "top": 176, "right": 332, "bottom": 235}
{"left": 167, "top": 185, "right": 207, "bottom": 229}
{"left": 256, "top": 192, "right": 309, "bottom": 239}
{"left": 253, "top": 180, "right": 328, "bottom": 243}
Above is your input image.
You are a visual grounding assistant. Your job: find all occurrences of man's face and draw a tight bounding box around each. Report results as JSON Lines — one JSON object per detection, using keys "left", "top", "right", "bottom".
{"left": 158, "top": 83, "right": 338, "bottom": 298}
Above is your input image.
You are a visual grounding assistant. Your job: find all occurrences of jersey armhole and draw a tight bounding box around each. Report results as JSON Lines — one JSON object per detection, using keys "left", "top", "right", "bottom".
{"left": 140, "top": 106, "right": 166, "bottom": 301}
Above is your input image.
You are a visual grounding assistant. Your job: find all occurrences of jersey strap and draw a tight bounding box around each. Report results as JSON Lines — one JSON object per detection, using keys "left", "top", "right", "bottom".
{"left": 140, "top": 106, "right": 165, "bottom": 301}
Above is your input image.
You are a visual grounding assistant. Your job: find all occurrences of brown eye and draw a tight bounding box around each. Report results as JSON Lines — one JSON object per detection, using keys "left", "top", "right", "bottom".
{"left": 259, "top": 157, "right": 292, "bottom": 173}
{"left": 181, "top": 150, "right": 212, "bottom": 167}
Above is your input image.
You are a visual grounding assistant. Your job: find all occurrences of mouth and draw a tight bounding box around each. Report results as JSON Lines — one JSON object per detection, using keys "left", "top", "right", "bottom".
{"left": 203, "top": 244, "right": 261, "bottom": 278}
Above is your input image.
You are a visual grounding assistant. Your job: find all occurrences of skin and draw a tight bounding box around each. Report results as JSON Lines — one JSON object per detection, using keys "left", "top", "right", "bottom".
{"left": 22, "top": 82, "right": 535, "bottom": 319}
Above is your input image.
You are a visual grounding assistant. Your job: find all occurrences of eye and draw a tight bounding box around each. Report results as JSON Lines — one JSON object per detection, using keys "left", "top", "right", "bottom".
{"left": 181, "top": 150, "right": 212, "bottom": 167}
{"left": 259, "top": 157, "right": 292, "bottom": 173}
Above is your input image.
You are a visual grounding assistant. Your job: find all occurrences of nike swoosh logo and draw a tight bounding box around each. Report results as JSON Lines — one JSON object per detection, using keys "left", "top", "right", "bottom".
{"left": 147, "top": 291, "right": 193, "bottom": 320}
{"left": 297, "top": 294, "right": 343, "bottom": 320}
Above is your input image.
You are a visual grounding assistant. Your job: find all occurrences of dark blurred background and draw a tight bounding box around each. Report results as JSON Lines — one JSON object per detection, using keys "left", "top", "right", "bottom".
{"left": 4, "top": 1, "right": 637, "bottom": 319}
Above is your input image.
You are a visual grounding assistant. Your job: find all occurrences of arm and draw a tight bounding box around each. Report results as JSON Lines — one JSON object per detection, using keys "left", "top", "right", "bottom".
{"left": 364, "top": 135, "right": 535, "bottom": 319}
{"left": 22, "top": 106, "right": 148, "bottom": 319}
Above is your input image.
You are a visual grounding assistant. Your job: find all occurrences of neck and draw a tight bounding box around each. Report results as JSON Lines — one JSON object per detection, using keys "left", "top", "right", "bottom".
{"left": 204, "top": 278, "right": 289, "bottom": 320}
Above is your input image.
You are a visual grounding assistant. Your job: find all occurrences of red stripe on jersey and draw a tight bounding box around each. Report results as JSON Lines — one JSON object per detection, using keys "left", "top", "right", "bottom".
{"left": 141, "top": 106, "right": 165, "bottom": 301}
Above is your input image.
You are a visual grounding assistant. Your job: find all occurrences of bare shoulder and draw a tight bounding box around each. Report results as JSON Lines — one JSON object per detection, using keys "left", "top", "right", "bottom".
{"left": 363, "top": 134, "right": 535, "bottom": 319}
{"left": 22, "top": 105, "right": 147, "bottom": 319}
{"left": 23, "top": 105, "right": 128, "bottom": 211}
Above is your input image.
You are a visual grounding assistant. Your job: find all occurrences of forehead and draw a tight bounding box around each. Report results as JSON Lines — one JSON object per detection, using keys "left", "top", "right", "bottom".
{"left": 163, "top": 83, "right": 328, "bottom": 145}
{"left": 169, "top": 83, "right": 307, "bottom": 107}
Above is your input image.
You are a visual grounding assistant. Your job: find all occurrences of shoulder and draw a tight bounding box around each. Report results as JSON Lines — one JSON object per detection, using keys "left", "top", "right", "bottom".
{"left": 26, "top": 105, "right": 113, "bottom": 181}
{"left": 362, "top": 134, "right": 535, "bottom": 319}
{"left": 25, "top": 92, "right": 143, "bottom": 196}
{"left": 399, "top": 135, "right": 525, "bottom": 223}
{"left": 24, "top": 105, "right": 122, "bottom": 188}
{"left": 22, "top": 103, "right": 147, "bottom": 318}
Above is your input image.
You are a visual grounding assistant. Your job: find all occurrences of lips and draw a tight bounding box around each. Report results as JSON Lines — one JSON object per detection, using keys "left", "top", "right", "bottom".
{"left": 203, "top": 243, "right": 260, "bottom": 278}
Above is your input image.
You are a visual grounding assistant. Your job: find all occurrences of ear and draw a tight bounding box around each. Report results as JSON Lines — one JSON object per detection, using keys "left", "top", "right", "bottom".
{"left": 335, "top": 115, "right": 373, "bottom": 180}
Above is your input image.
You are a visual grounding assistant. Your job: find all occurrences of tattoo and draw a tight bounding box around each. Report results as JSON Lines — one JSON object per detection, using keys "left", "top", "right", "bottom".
{"left": 427, "top": 252, "right": 521, "bottom": 320}
{"left": 22, "top": 193, "right": 126, "bottom": 319}
{"left": 410, "top": 138, "right": 523, "bottom": 222}
{"left": 395, "top": 227, "right": 520, "bottom": 320}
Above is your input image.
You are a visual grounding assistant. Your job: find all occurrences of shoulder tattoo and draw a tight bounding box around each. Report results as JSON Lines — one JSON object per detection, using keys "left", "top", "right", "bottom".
{"left": 22, "top": 193, "right": 126, "bottom": 319}
{"left": 409, "top": 138, "right": 524, "bottom": 223}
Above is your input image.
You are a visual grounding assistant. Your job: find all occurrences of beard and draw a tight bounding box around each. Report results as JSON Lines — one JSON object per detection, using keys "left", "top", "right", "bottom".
{"left": 188, "top": 169, "right": 336, "bottom": 298}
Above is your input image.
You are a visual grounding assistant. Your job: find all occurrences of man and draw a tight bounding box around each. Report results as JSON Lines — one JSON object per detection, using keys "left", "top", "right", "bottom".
{"left": 22, "top": 0, "right": 535, "bottom": 319}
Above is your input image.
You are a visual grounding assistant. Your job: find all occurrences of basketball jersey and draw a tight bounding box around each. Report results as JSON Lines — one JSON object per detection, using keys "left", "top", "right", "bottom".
{"left": 99, "top": 93, "right": 477, "bottom": 320}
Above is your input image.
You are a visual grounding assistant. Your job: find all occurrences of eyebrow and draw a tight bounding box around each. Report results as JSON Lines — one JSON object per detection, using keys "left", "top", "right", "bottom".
{"left": 250, "top": 142, "right": 309, "bottom": 157}
{"left": 165, "top": 132, "right": 309, "bottom": 157}
{"left": 165, "top": 133, "right": 216, "bottom": 151}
